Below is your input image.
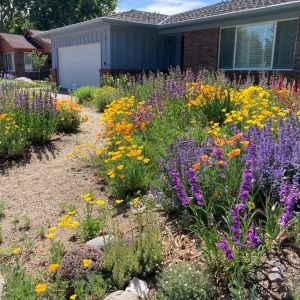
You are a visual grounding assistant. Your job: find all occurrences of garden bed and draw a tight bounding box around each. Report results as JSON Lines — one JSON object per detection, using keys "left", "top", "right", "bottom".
{"left": 1, "top": 70, "right": 300, "bottom": 299}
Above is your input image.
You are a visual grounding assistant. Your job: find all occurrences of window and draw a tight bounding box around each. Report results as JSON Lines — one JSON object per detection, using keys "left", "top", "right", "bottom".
{"left": 219, "top": 19, "right": 298, "bottom": 70}
{"left": 24, "top": 53, "right": 37, "bottom": 72}
{"left": 4, "top": 53, "right": 15, "bottom": 71}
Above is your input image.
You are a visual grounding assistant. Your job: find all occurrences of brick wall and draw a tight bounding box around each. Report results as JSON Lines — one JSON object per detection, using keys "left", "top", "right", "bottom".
{"left": 183, "top": 28, "right": 219, "bottom": 71}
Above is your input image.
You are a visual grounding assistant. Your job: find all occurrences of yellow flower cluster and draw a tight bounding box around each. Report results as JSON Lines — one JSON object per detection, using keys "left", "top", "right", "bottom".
{"left": 55, "top": 99, "right": 83, "bottom": 113}
{"left": 46, "top": 210, "right": 78, "bottom": 240}
{"left": 0, "top": 113, "right": 19, "bottom": 135}
{"left": 207, "top": 86, "right": 290, "bottom": 136}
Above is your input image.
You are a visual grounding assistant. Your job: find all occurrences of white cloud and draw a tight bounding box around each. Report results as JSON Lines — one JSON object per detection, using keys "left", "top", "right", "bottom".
{"left": 137, "top": 0, "right": 209, "bottom": 15}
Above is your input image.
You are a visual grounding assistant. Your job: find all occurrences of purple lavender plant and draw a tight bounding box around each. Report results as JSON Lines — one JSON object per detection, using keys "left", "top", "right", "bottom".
{"left": 216, "top": 235, "right": 234, "bottom": 261}
{"left": 170, "top": 169, "right": 190, "bottom": 206}
{"left": 188, "top": 167, "right": 204, "bottom": 206}
{"left": 278, "top": 181, "right": 299, "bottom": 228}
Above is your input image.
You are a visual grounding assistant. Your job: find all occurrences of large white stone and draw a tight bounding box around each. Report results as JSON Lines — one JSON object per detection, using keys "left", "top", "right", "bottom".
{"left": 16, "top": 77, "right": 34, "bottom": 83}
{"left": 126, "top": 277, "right": 149, "bottom": 298}
{"left": 85, "top": 235, "right": 114, "bottom": 251}
{"left": 103, "top": 290, "right": 138, "bottom": 300}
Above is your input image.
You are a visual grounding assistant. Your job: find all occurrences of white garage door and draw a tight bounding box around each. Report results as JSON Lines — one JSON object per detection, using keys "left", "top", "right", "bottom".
{"left": 58, "top": 43, "right": 101, "bottom": 89}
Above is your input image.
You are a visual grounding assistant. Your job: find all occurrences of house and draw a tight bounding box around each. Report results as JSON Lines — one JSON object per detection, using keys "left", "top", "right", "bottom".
{"left": 0, "top": 30, "right": 51, "bottom": 80}
{"left": 34, "top": 0, "right": 300, "bottom": 89}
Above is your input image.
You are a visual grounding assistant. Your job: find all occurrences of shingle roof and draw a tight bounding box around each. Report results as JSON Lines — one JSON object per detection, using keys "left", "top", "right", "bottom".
{"left": 106, "top": 9, "right": 168, "bottom": 25}
{"left": 161, "top": 0, "right": 300, "bottom": 24}
{"left": 0, "top": 33, "right": 36, "bottom": 49}
{"left": 26, "top": 29, "right": 51, "bottom": 45}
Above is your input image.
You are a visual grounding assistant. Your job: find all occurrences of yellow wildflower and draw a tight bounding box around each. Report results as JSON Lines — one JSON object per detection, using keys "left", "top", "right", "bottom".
{"left": 130, "top": 197, "right": 140, "bottom": 206}
{"left": 12, "top": 247, "right": 21, "bottom": 255}
{"left": 48, "top": 264, "right": 59, "bottom": 272}
{"left": 115, "top": 199, "right": 124, "bottom": 204}
{"left": 117, "top": 165, "right": 124, "bottom": 170}
{"left": 96, "top": 199, "right": 106, "bottom": 206}
{"left": 70, "top": 295, "right": 77, "bottom": 300}
{"left": 82, "top": 259, "right": 92, "bottom": 268}
{"left": 35, "top": 283, "right": 48, "bottom": 294}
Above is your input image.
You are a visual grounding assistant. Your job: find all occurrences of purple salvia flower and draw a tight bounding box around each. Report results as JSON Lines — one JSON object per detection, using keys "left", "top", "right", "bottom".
{"left": 279, "top": 183, "right": 299, "bottom": 228}
{"left": 170, "top": 169, "right": 190, "bottom": 206}
{"left": 245, "top": 225, "right": 261, "bottom": 248}
{"left": 188, "top": 167, "right": 204, "bottom": 206}
{"left": 216, "top": 238, "right": 234, "bottom": 260}
{"left": 239, "top": 142, "right": 255, "bottom": 202}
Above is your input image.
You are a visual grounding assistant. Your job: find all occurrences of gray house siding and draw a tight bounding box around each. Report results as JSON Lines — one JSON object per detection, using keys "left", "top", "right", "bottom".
{"left": 51, "top": 25, "right": 111, "bottom": 70}
{"left": 110, "top": 25, "right": 181, "bottom": 71}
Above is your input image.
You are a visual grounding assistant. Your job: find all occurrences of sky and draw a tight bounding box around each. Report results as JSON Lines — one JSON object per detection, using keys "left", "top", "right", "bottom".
{"left": 117, "top": 0, "right": 220, "bottom": 15}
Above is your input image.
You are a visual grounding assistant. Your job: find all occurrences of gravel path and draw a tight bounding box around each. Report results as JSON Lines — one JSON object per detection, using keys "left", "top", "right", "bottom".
{"left": 0, "top": 99, "right": 107, "bottom": 270}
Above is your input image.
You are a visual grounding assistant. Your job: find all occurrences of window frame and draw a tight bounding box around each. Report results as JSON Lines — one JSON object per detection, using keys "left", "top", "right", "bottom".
{"left": 218, "top": 18, "right": 298, "bottom": 71}
{"left": 24, "top": 52, "right": 38, "bottom": 72}
{"left": 4, "top": 52, "right": 15, "bottom": 72}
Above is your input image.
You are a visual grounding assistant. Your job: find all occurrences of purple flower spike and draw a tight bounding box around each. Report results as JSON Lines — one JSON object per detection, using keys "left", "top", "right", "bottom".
{"left": 245, "top": 225, "right": 261, "bottom": 248}
{"left": 278, "top": 182, "right": 299, "bottom": 228}
{"left": 170, "top": 169, "right": 190, "bottom": 206}
{"left": 216, "top": 238, "right": 234, "bottom": 260}
{"left": 188, "top": 167, "right": 204, "bottom": 206}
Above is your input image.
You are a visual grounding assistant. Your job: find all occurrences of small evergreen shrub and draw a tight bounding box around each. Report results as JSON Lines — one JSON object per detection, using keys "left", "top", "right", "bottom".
{"left": 156, "top": 262, "right": 212, "bottom": 300}
{"left": 92, "top": 86, "right": 120, "bottom": 112}
{"left": 74, "top": 86, "right": 97, "bottom": 104}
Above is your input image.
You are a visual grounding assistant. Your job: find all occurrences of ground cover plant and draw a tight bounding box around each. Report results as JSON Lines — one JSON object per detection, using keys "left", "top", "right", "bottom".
{"left": 0, "top": 78, "right": 83, "bottom": 158}
{"left": 68, "top": 69, "right": 300, "bottom": 298}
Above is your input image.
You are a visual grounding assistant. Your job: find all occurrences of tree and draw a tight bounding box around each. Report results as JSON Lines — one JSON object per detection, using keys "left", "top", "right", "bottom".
{"left": 0, "top": 0, "right": 118, "bottom": 33}
{"left": 29, "top": 0, "right": 118, "bottom": 30}
{"left": 30, "top": 50, "right": 48, "bottom": 80}
{"left": 0, "top": 0, "right": 32, "bottom": 33}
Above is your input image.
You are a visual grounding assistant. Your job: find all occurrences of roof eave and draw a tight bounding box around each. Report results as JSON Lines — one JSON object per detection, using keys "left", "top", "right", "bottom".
{"left": 33, "top": 18, "right": 109, "bottom": 38}
{"left": 159, "top": 0, "right": 300, "bottom": 29}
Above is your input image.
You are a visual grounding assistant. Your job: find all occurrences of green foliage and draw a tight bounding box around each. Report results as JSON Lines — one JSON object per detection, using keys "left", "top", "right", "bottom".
{"left": 77, "top": 203, "right": 110, "bottom": 241}
{"left": 102, "top": 212, "right": 163, "bottom": 289}
{"left": 156, "top": 262, "right": 212, "bottom": 300}
{"left": 74, "top": 86, "right": 97, "bottom": 104}
{"left": 92, "top": 86, "right": 120, "bottom": 112}
{"left": 1, "top": 264, "right": 36, "bottom": 300}
{"left": 293, "top": 274, "right": 300, "bottom": 300}
{"left": 50, "top": 240, "right": 65, "bottom": 264}
{"left": 29, "top": 0, "right": 117, "bottom": 30}
{"left": 56, "top": 107, "right": 81, "bottom": 133}
{"left": 72, "top": 272, "right": 107, "bottom": 299}
{"left": 0, "top": 200, "right": 5, "bottom": 218}
{"left": 21, "top": 215, "right": 31, "bottom": 231}
{"left": 0, "top": 225, "right": 3, "bottom": 244}
{"left": 0, "top": 114, "right": 26, "bottom": 158}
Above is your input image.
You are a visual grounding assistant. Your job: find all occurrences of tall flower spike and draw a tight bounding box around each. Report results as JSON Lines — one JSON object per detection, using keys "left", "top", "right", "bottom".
{"left": 239, "top": 142, "right": 255, "bottom": 202}
{"left": 188, "top": 167, "right": 204, "bottom": 206}
{"left": 170, "top": 169, "right": 190, "bottom": 206}
{"left": 279, "top": 182, "right": 299, "bottom": 228}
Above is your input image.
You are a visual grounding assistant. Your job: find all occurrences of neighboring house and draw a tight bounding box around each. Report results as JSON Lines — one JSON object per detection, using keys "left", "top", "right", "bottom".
{"left": 0, "top": 30, "right": 51, "bottom": 80}
{"left": 34, "top": 0, "right": 300, "bottom": 89}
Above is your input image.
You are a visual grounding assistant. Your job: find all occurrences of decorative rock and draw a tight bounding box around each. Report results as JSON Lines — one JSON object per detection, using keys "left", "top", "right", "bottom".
{"left": 126, "top": 277, "right": 149, "bottom": 298}
{"left": 59, "top": 244, "right": 102, "bottom": 281}
{"left": 86, "top": 235, "right": 114, "bottom": 251}
{"left": 16, "top": 77, "right": 34, "bottom": 83}
{"left": 268, "top": 272, "right": 283, "bottom": 283}
{"left": 271, "top": 267, "right": 283, "bottom": 275}
{"left": 103, "top": 290, "right": 138, "bottom": 300}
{"left": 0, "top": 274, "right": 5, "bottom": 300}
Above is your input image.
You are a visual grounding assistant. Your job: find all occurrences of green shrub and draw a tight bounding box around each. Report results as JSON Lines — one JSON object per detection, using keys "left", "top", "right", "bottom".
{"left": 72, "top": 272, "right": 107, "bottom": 299}
{"left": 92, "top": 86, "right": 120, "bottom": 112}
{"left": 156, "top": 262, "right": 212, "bottom": 300}
{"left": 0, "top": 113, "right": 26, "bottom": 158}
{"left": 77, "top": 202, "right": 110, "bottom": 241}
{"left": 74, "top": 86, "right": 97, "bottom": 104}
{"left": 1, "top": 264, "right": 36, "bottom": 300}
{"left": 101, "top": 211, "right": 163, "bottom": 289}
